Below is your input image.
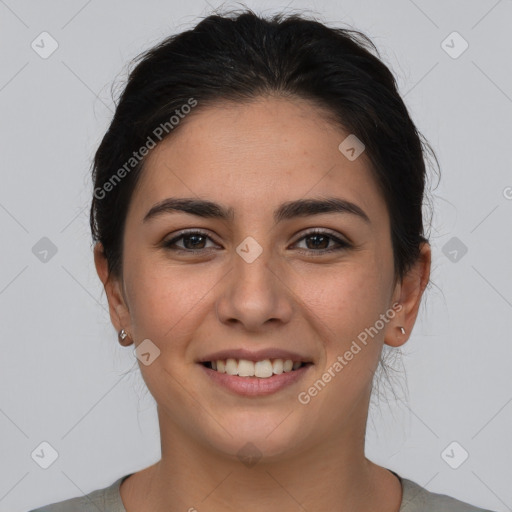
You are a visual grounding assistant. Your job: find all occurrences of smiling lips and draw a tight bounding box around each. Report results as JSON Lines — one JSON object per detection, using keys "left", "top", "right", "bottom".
{"left": 199, "top": 359, "right": 312, "bottom": 396}
{"left": 197, "top": 348, "right": 313, "bottom": 379}
{"left": 203, "top": 358, "right": 308, "bottom": 378}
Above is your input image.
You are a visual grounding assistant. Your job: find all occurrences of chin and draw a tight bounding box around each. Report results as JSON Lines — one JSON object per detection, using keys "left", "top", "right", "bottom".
{"left": 201, "top": 417, "right": 308, "bottom": 464}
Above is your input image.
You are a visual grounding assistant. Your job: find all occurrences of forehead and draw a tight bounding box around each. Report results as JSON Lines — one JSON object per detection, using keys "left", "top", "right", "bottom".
{"left": 128, "top": 96, "right": 388, "bottom": 226}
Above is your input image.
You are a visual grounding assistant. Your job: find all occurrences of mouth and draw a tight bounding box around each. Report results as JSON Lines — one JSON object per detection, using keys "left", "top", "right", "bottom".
{"left": 200, "top": 358, "right": 313, "bottom": 378}
{"left": 198, "top": 357, "right": 313, "bottom": 396}
{"left": 196, "top": 348, "right": 314, "bottom": 396}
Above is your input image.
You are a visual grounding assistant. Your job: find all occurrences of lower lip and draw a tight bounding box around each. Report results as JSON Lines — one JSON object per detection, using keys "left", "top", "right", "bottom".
{"left": 198, "top": 363, "right": 312, "bottom": 396}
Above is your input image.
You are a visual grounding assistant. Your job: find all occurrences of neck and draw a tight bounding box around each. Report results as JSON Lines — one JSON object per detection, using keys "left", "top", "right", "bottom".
{"left": 120, "top": 405, "right": 402, "bottom": 512}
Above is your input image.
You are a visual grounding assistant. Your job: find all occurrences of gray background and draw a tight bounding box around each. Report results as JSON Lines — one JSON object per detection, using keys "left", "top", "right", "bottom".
{"left": 1, "top": 0, "right": 511, "bottom": 510}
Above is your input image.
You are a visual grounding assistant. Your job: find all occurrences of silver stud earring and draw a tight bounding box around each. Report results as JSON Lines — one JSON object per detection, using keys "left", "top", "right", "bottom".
{"left": 399, "top": 327, "right": 406, "bottom": 335}
{"left": 118, "top": 329, "right": 133, "bottom": 346}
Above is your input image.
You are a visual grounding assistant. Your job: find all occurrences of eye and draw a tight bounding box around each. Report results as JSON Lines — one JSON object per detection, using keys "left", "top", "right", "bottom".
{"left": 162, "top": 230, "right": 219, "bottom": 253}
{"left": 292, "top": 228, "right": 351, "bottom": 255}
{"left": 161, "top": 228, "right": 351, "bottom": 255}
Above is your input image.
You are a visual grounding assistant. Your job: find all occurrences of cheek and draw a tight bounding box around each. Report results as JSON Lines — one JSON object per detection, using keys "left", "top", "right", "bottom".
{"left": 295, "top": 267, "right": 392, "bottom": 412}
{"left": 296, "top": 260, "right": 392, "bottom": 343}
{"left": 123, "top": 256, "right": 212, "bottom": 343}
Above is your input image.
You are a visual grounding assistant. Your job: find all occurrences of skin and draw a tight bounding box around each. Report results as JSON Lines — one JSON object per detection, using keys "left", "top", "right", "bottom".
{"left": 94, "top": 95, "right": 431, "bottom": 512}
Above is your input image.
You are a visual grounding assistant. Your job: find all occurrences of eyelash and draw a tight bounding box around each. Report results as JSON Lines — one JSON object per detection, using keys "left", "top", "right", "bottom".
{"left": 161, "top": 228, "right": 351, "bottom": 256}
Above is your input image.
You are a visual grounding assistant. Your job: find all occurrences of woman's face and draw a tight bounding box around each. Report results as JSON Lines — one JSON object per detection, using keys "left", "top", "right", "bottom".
{"left": 99, "top": 96, "right": 426, "bottom": 461}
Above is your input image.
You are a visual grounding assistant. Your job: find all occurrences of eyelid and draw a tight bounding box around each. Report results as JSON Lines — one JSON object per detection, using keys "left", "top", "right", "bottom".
{"left": 162, "top": 227, "right": 352, "bottom": 254}
{"left": 292, "top": 227, "right": 350, "bottom": 244}
{"left": 291, "top": 228, "right": 352, "bottom": 255}
{"left": 163, "top": 228, "right": 219, "bottom": 248}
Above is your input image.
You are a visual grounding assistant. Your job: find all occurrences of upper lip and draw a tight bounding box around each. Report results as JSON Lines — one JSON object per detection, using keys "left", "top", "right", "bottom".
{"left": 197, "top": 348, "right": 313, "bottom": 363}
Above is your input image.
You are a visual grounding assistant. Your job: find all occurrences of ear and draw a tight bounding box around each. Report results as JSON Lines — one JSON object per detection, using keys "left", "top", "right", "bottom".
{"left": 94, "top": 242, "right": 132, "bottom": 337}
{"left": 384, "top": 242, "right": 431, "bottom": 347}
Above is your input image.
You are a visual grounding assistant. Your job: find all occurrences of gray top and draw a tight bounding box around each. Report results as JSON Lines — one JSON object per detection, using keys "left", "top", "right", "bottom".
{"left": 29, "top": 471, "right": 497, "bottom": 512}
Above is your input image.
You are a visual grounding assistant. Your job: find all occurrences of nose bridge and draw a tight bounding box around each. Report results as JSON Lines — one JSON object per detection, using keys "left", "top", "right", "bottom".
{"left": 215, "top": 236, "right": 292, "bottom": 329}
{"left": 232, "top": 237, "right": 277, "bottom": 307}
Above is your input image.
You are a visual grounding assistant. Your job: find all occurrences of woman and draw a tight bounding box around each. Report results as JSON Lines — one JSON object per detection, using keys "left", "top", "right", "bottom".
{"left": 30, "top": 8, "right": 497, "bottom": 512}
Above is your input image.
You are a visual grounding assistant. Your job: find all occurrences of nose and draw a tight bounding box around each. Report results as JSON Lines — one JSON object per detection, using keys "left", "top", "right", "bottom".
{"left": 215, "top": 248, "right": 293, "bottom": 332}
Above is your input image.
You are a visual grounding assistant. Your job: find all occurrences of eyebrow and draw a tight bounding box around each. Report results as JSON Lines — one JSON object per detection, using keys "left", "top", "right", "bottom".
{"left": 143, "top": 196, "right": 370, "bottom": 224}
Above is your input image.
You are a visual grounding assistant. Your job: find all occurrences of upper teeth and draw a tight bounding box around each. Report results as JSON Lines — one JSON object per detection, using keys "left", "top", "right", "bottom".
{"left": 210, "top": 358, "right": 302, "bottom": 378}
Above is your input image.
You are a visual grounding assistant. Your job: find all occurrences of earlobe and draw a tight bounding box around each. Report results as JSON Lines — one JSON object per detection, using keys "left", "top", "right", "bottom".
{"left": 384, "top": 242, "right": 431, "bottom": 347}
{"left": 383, "top": 304, "right": 409, "bottom": 348}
